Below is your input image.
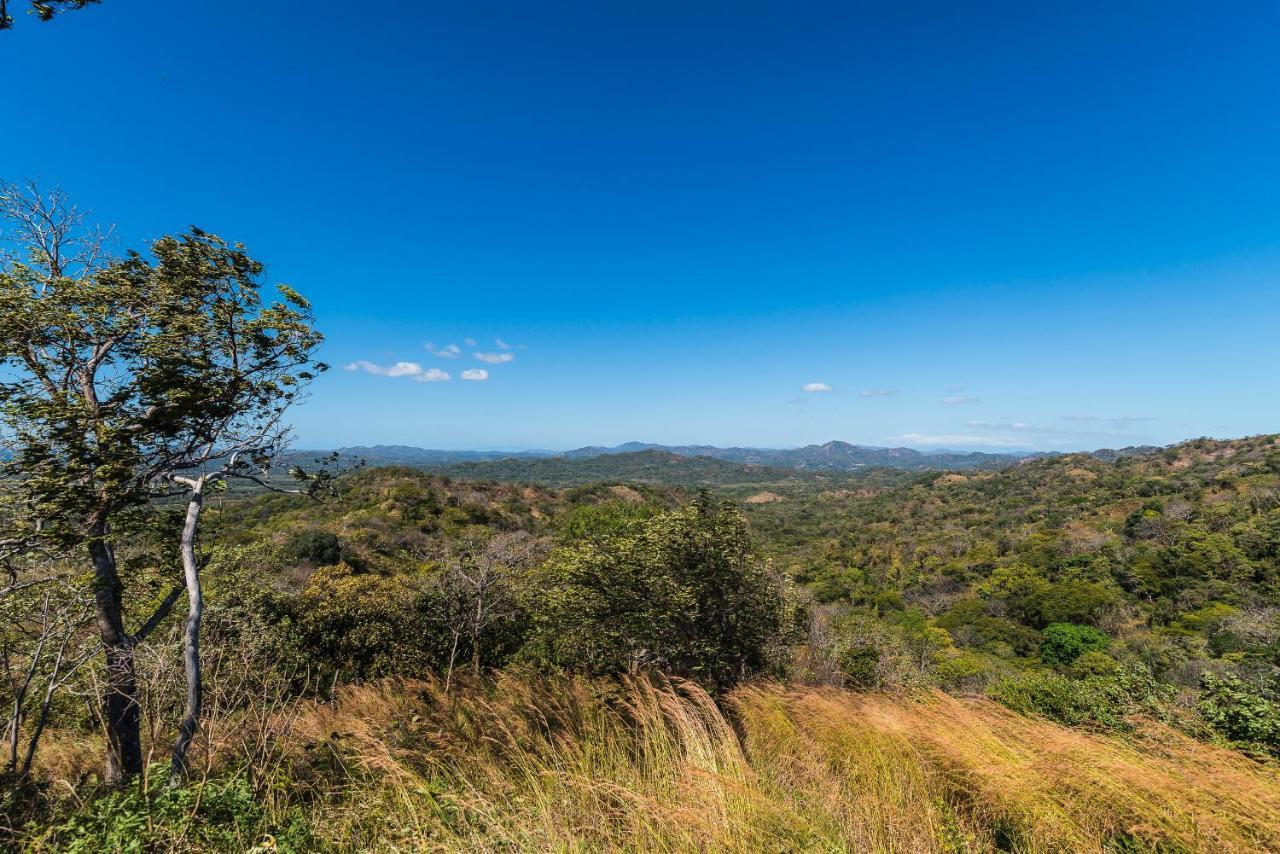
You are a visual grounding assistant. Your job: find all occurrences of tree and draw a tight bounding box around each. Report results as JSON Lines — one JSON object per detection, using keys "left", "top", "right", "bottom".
{"left": 0, "top": 181, "right": 325, "bottom": 782}
{"left": 427, "top": 531, "right": 541, "bottom": 690}
{"left": 525, "top": 492, "right": 792, "bottom": 688}
{"left": 0, "top": 0, "right": 97, "bottom": 30}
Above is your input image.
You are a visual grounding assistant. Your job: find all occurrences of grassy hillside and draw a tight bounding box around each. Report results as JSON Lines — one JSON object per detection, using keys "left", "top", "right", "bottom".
{"left": 10, "top": 437, "right": 1280, "bottom": 852}
{"left": 26, "top": 673, "right": 1280, "bottom": 852}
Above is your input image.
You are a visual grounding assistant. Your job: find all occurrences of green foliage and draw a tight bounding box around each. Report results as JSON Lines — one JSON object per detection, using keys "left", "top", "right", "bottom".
{"left": 1040, "top": 623, "right": 1111, "bottom": 666}
{"left": 291, "top": 563, "right": 434, "bottom": 680}
{"left": 1197, "top": 673, "right": 1280, "bottom": 756}
{"left": 556, "top": 499, "right": 658, "bottom": 544}
{"left": 46, "top": 769, "right": 263, "bottom": 852}
{"left": 523, "top": 492, "right": 793, "bottom": 687}
{"left": 989, "top": 665, "right": 1174, "bottom": 730}
{"left": 0, "top": 0, "right": 98, "bottom": 30}
{"left": 282, "top": 530, "right": 343, "bottom": 567}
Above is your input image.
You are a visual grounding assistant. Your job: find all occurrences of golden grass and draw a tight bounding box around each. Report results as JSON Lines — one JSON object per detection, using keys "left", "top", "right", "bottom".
{"left": 245, "top": 674, "right": 1280, "bottom": 853}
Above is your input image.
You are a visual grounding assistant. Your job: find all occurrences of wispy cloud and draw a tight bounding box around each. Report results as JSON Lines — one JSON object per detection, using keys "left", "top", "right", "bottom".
{"left": 891, "top": 432, "right": 1032, "bottom": 448}
{"left": 495, "top": 337, "right": 528, "bottom": 350}
{"left": 803, "top": 382, "right": 833, "bottom": 393}
{"left": 968, "top": 418, "right": 1158, "bottom": 442}
{"left": 942, "top": 396, "right": 979, "bottom": 405}
{"left": 1062, "top": 414, "right": 1158, "bottom": 424}
{"left": 859, "top": 388, "right": 896, "bottom": 398}
{"left": 460, "top": 369, "right": 489, "bottom": 381}
{"left": 345, "top": 361, "right": 450, "bottom": 382}
{"left": 426, "top": 343, "right": 461, "bottom": 359}
{"left": 475, "top": 351, "right": 515, "bottom": 364}
{"left": 464, "top": 338, "right": 477, "bottom": 347}
{"left": 967, "top": 419, "right": 1039, "bottom": 431}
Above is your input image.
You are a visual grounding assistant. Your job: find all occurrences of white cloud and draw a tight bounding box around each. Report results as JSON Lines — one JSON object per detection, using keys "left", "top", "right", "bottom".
{"left": 415, "top": 368, "right": 451, "bottom": 382}
{"left": 461, "top": 369, "right": 489, "bottom": 381}
{"left": 942, "top": 396, "right": 979, "bottom": 405}
{"left": 859, "top": 388, "right": 896, "bottom": 398}
{"left": 426, "top": 343, "right": 461, "bottom": 359}
{"left": 474, "top": 351, "right": 515, "bottom": 364}
{"left": 464, "top": 338, "right": 477, "bottom": 347}
{"left": 345, "top": 360, "right": 450, "bottom": 382}
{"left": 803, "top": 382, "right": 833, "bottom": 393}
{"left": 891, "top": 432, "right": 1033, "bottom": 448}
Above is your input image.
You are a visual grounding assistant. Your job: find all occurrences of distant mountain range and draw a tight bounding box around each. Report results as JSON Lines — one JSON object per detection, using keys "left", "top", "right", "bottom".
{"left": 313, "top": 440, "right": 1077, "bottom": 473}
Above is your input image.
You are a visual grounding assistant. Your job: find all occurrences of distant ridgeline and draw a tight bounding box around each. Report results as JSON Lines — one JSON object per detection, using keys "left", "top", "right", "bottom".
{"left": 271, "top": 439, "right": 1158, "bottom": 489}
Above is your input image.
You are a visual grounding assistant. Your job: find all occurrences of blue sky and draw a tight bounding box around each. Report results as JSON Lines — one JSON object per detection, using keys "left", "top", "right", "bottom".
{"left": 3, "top": 2, "right": 1278, "bottom": 451}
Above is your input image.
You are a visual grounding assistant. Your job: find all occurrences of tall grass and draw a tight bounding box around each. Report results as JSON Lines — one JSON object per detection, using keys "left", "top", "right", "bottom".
{"left": 21, "top": 673, "right": 1280, "bottom": 851}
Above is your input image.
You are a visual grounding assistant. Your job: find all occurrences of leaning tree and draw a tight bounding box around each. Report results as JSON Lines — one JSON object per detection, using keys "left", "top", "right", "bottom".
{"left": 0, "top": 181, "right": 325, "bottom": 783}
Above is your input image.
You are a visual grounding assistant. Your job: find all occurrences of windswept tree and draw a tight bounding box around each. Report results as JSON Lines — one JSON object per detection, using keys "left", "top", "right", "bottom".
{"left": 0, "top": 181, "right": 325, "bottom": 782}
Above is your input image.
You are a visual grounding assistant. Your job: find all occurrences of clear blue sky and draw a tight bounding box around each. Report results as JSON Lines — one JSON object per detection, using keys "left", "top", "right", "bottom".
{"left": 3, "top": 2, "right": 1278, "bottom": 451}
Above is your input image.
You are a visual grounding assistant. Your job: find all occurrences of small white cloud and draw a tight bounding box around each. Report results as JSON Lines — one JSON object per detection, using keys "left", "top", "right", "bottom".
{"left": 464, "top": 338, "right": 477, "bottom": 347}
{"left": 426, "top": 343, "right": 461, "bottom": 359}
{"left": 414, "top": 368, "right": 451, "bottom": 382}
{"left": 461, "top": 369, "right": 489, "bottom": 381}
{"left": 474, "top": 351, "right": 515, "bottom": 364}
{"left": 346, "top": 360, "right": 450, "bottom": 382}
{"left": 859, "top": 388, "right": 896, "bottom": 398}
{"left": 803, "top": 382, "right": 833, "bottom": 393}
{"left": 942, "top": 396, "right": 979, "bottom": 405}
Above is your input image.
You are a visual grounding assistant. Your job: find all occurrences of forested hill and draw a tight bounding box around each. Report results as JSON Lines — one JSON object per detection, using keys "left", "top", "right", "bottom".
{"left": 430, "top": 448, "right": 901, "bottom": 489}
{"left": 294, "top": 440, "right": 1050, "bottom": 474}
{"left": 746, "top": 433, "right": 1280, "bottom": 695}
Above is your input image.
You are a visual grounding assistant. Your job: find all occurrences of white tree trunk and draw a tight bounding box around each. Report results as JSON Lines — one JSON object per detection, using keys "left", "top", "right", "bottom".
{"left": 170, "top": 478, "right": 206, "bottom": 784}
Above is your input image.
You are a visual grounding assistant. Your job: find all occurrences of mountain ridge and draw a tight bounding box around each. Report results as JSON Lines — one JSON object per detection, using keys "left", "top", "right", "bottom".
{"left": 314, "top": 440, "right": 1071, "bottom": 473}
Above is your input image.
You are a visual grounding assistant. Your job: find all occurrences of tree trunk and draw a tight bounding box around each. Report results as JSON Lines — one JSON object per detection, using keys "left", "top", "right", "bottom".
{"left": 88, "top": 529, "right": 142, "bottom": 784}
{"left": 170, "top": 483, "right": 205, "bottom": 785}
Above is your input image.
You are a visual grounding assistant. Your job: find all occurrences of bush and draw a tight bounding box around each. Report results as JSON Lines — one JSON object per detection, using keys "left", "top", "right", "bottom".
{"left": 45, "top": 770, "right": 268, "bottom": 852}
{"left": 989, "top": 665, "right": 1174, "bottom": 730}
{"left": 283, "top": 530, "right": 343, "bottom": 567}
{"left": 1197, "top": 672, "right": 1280, "bottom": 756}
{"left": 1040, "top": 623, "right": 1111, "bottom": 666}
{"left": 523, "top": 492, "right": 793, "bottom": 688}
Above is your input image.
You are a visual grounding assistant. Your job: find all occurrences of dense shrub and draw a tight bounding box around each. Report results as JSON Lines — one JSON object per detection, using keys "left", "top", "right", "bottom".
{"left": 282, "top": 530, "right": 343, "bottom": 567}
{"left": 522, "top": 493, "right": 793, "bottom": 688}
{"left": 989, "top": 665, "right": 1174, "bottom": 730}
{"left": 1197, "top": 673, "right": 1280, "bottom": 756}
{"left": 41, "top": 770, "right": 278, "bottom": 852}
{"left": 1040, "top": 623, "right": 1111, "bottom": 666}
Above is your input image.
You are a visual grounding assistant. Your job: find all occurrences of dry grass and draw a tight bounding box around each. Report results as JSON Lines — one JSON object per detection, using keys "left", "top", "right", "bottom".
{"left": 235, "top": 674, "right": 1280, "bottom": 853}
{"left": 16, "top": 673, "right": 1280, "bottom": 851}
